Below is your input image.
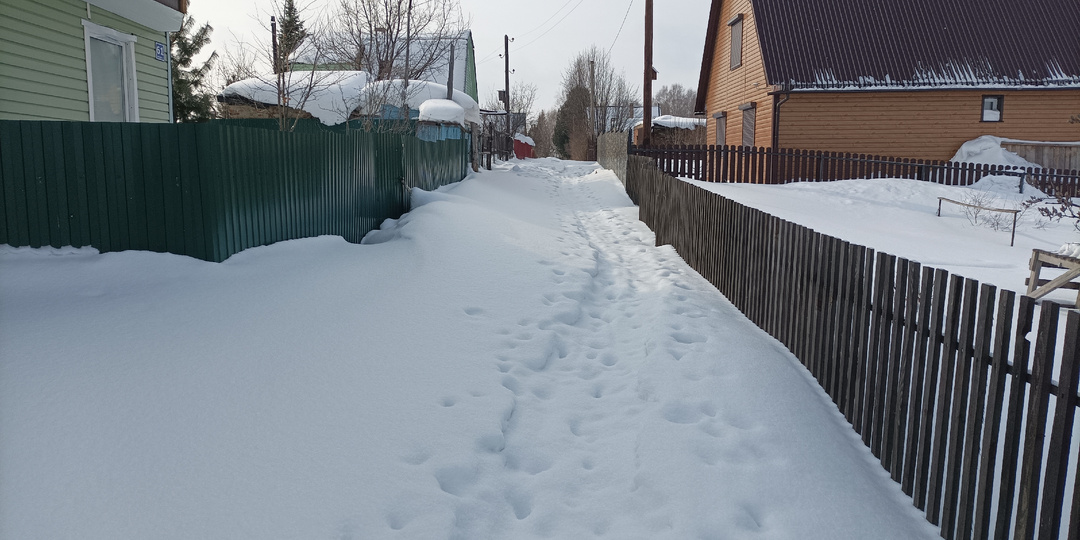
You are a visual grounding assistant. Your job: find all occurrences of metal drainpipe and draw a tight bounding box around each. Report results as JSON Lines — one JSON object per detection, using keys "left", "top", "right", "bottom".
{"left": 771, "top": 90, "right": 790, "bottom": 149}
{"left": 166, "top": 32, "right": 175, "bottom": 122}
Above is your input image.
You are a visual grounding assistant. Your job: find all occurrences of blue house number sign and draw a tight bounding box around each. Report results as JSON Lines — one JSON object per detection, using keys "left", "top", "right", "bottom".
{"left": 155, "top": 42, "right": 167, "bottom": 62}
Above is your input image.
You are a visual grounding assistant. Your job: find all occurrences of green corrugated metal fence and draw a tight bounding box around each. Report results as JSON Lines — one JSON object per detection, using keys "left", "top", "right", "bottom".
{"left": 0, "top": 119, "right": 470, "bottom": 262}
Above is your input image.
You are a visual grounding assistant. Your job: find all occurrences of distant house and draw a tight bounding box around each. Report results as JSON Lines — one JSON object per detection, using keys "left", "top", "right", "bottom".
{"left": 631, "top": 115, "right": 707, "bottom": 146}
{"left": 0, "top": 0, "right": 185, "bottom": 122}
{"left": 291, "top": 31, "right": 479, "bottom": 102}
{"left": 694, "top": 0, "right": 1080, "bottom": 161}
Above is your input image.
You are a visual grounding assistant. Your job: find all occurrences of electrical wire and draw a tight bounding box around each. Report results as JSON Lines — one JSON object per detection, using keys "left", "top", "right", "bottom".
{"left": 475, "top": 0, "right": 576, "bottom": 64}
{"left": 607, "top": 0, "right": 634, "bottom": 55}
{"left": 508, "top": 0, "right": 585, "bottom": 54}
{"left": 477, "top": 0, "right": 587, "bottom": 64}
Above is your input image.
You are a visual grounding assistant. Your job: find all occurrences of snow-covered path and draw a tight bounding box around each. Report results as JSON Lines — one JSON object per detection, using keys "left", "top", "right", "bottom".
{"left": 1, "top": 159, "right": 937, "bottom": 539}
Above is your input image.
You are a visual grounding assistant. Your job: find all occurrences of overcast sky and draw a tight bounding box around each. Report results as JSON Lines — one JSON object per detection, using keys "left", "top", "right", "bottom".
{"left": 187, "top": 0, "right": 710, "bottom": 112}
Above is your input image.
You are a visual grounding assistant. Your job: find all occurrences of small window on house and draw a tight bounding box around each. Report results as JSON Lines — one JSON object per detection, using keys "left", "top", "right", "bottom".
{"left": 982, "top": 95, "right": 1004, "bottom": 122}
{"left": 714, "top": 112, "right": 727, "bottom": 145}
{"left": 729, "top": 15, "right": 744, "bottom": 70}
{"left": 740, "top": 103, "right": 756, "bottom": 147}
{"left": 83, "top": 20, "right": 139, "bottom": 122}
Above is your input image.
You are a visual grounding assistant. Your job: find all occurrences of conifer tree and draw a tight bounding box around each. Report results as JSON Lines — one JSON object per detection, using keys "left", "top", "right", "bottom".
{"left": 278, "top": 0, "right": 308, "bottom": 70}
{"left": 170, "top": 10, "right": 218, "bottom": 122}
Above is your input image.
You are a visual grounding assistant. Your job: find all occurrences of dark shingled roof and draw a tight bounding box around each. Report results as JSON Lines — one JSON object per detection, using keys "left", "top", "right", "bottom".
{"left": 696, "top": 0, "right": 1080, "bottom": 110}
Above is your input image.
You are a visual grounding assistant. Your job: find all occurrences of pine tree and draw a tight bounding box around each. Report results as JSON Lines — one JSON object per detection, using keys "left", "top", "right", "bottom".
{"left": 278, "top": 0, "right": 308, "bottom": 70}
{"left": 170, "top": 12, "right": 218, "bottom": 122}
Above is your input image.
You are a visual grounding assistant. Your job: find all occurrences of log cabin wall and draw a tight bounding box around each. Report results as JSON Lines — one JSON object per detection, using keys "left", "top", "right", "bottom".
{"left": 775, "top": 89, "right": 1080, "bottom": 162}
{"left": 701, "top": 0, "right": 773, "bottom": 150}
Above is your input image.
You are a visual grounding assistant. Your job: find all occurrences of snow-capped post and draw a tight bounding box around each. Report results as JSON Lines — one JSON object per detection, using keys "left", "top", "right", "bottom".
{"left": 504, "top": 34, "right": 511, "bottom": 158}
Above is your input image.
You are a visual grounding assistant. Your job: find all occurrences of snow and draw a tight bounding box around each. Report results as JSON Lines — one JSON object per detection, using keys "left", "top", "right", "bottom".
{"left": 686, "top": 174, "right": 1078, "bottom": 302}
{"left": 632, "top": 114, "right": 706, "bottom": 130}
{"left": 220, "top": 71, "right": 371, "bottom": 126}
{"left": 0, "top": 159, "right": 937, "bottom": 539}
{"left": 418, "top": 99, "right": 466, "bottom": 126}
{"left": 952, "top": 135, "right": 1043, "bottom": 168}
{"left": 1058, "top": 242, "right": 1080, "bottom": 259}
{"left": 514, "top": 133, "right": 535, "bottom": 146}
{"left": 355, "top": 80, "right": 481, "bottom": 125}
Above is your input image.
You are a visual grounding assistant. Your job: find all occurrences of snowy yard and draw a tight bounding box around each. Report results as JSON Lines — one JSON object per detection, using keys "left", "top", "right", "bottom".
{"left": 0, "top": 159, "right": 937, "bottom": 539}
{"left": 687, "top": 175, "right": 1079, "bottom": 304}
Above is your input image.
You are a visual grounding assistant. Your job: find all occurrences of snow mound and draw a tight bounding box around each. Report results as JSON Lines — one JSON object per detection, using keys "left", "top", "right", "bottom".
{"left": 1058, "top": 243, "right": 1080, "bottom": 259}
{"left": 952, "top": 135, "right": 1041, "bottom": 168}
{"left": 220, "top": 71, "right": 371, "bottom": 126}
{"left": 968, "top": 175, "right": 1049, "bottom": 198}
{"left": 418, "top": 99, "right": 465, "bottom": 126}
{"left": 513, "top": 133, "right": 535, "bottom": 146}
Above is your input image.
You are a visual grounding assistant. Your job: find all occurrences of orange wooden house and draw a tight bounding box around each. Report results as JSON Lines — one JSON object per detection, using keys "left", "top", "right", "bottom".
{"left": 694, "top": 0, "right": 1080, "bottom": 161}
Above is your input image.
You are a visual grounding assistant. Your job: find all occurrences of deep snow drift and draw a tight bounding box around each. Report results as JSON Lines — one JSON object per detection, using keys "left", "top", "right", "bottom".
{"left": 0, "top": 159, "right": 937, "bottom": 539}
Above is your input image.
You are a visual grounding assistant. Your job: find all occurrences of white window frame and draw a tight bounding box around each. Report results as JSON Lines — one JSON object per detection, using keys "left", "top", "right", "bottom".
{"left": 83, "top": 20, "right": 140, "bottom": 122}
{"left": 981, "top": 95, "right": 1004, "bottom": 122}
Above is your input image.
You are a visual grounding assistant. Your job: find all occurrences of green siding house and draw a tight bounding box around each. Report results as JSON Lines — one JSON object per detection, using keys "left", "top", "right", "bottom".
{"left": 0, "top": 0, "right": 185, "bottom": 122}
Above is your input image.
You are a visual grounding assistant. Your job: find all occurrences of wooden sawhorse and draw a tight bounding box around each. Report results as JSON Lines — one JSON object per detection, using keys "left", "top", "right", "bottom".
{"left": 1027, "top": 249, "right": 1080, "bottom": 307}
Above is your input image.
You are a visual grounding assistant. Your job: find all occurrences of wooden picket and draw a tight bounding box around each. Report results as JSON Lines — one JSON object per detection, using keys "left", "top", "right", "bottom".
{"left": 630, "top": 144, "right": 1080, "bottom": 197}
{"left": 623, "top": 153, "right": 1080, "bottom": 539}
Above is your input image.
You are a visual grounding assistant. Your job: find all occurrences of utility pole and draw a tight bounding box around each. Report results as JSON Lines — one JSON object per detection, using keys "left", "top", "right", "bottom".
{"left": 589, "top": 59, "right": 597, "bottom": 160}
{"left": 642, "top": 0, "right": 654, "bottom": 147}
{"left": 504, "top": 34, "right": 512, "bottom": 152}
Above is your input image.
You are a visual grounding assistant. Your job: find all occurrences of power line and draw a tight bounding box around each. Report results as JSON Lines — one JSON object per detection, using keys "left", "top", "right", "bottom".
{"left": 476, "top": 0, "right": 577, "bottom": 65}
{"left": 608, "top": 0, "right": 635, "bottom": 55}
{"left": 508, "top": 0, "right": 586, "bottom": 54}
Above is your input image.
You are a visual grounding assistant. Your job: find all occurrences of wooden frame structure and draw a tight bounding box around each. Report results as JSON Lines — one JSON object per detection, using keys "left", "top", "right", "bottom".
{"left": 1026, "top": 249, "right": 1080, "bottom": 307}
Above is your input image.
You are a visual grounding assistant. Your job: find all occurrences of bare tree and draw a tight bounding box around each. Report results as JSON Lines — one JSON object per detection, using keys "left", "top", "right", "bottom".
{"left": 561, "top": 46, "right": 638, "bottom": 137}
{"left": 215, "top": 1, "right": 353, "bottom": 131}
{"left": 483, "top": 81, "right": 537, "bottom": 134}
{"left": 320, "top": 0, "right": 468, "bottom": 82}
{"left": 214, "top": 42, "right": 259, "bottom": 88}
{"left": 654, "top": 83, "right": 696, "bottom": 117}
{"left": 529, "top": 108, "right": 556, "bottom": 158}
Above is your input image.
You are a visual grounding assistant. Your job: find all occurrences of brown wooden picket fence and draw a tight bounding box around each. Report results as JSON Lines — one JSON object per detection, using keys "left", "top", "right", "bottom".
{"left": 624, "top": 154, "right": 1080, "bottom": 540}
{"left": 630, "top": 144, "right": 1080, "bottom": 198}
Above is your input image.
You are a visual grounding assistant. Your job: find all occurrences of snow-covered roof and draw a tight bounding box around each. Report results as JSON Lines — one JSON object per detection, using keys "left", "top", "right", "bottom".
{"left": 514, "top": 133, "right": 535, "bottom": 146}
{"left": 219, "top": 71, "right": 371, "bottom": 126}
{"left": 418, "top": 99, "right": 466, "bottom": 126}
{"left": 354, "top": 80, "right": 481, "bottom": 125}
{"left": 291, "top": 31, "right": 475, "bottom": 98}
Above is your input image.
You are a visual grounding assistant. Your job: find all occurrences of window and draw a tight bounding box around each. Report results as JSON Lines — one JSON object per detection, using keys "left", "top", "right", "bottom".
{"left": 729, "top": 15, "right": 744, "bottom": 70}
{"left": 740, "top": 103, "right": 756, "bottom": 147}
{"left": 982, "top": 95, "right": 1004, "bottom": 122}
{"left": 83, "top": 20, "right": 139, "bottom": 122}
{"left": 714, "top": 112, "right": 727, "bottom": 145}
